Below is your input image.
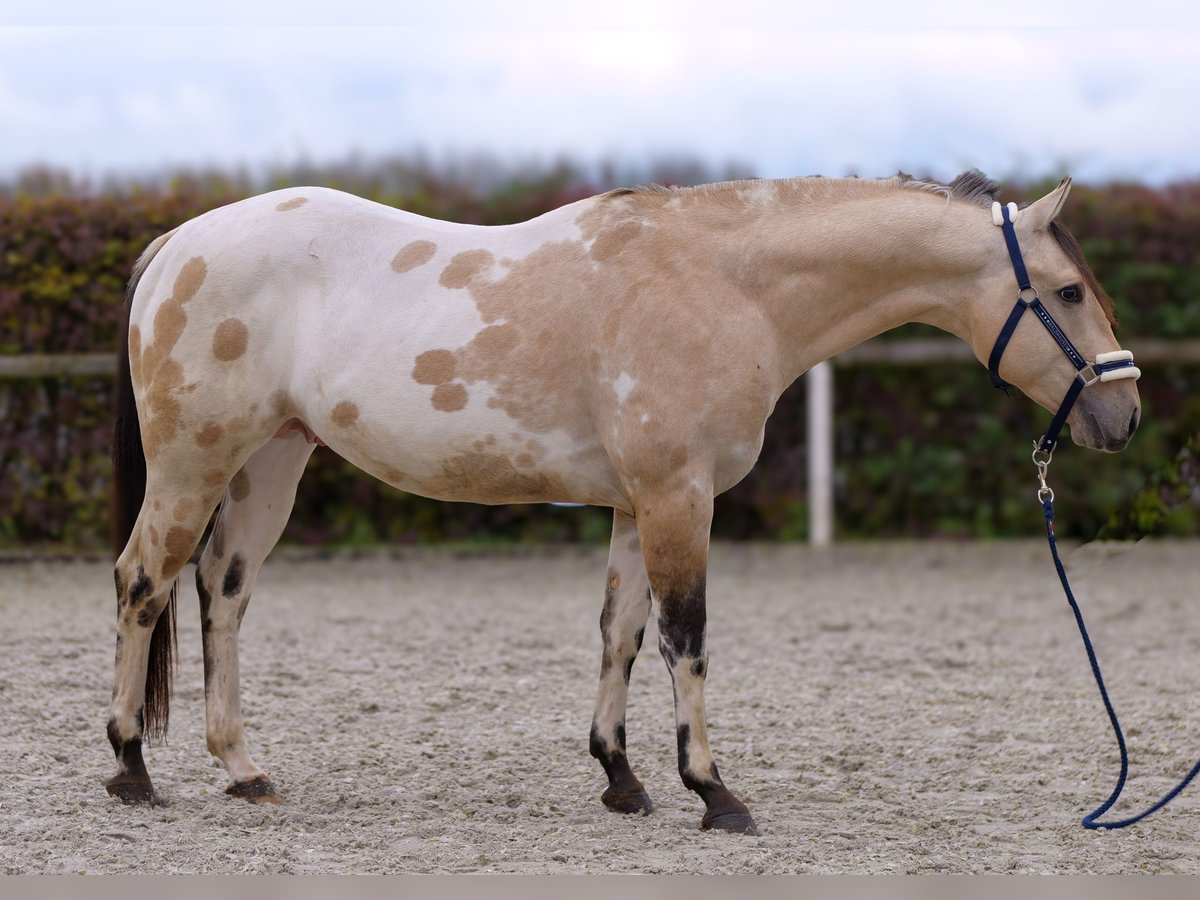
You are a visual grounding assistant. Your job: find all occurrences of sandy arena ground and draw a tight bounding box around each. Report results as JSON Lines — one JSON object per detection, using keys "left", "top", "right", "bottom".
{"left": 1, "top": 540, "right": 1198, "bottom": 874}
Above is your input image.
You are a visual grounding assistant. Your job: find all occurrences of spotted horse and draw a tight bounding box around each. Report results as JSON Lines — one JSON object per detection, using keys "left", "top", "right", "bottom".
{"left": 107, "top": 171, "right": 1140, "bottom": 833}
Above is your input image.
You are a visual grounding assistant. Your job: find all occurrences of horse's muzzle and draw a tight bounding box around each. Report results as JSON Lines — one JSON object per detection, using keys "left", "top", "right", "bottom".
{"left": 1072, "top": 398, "right": 1141, "bottom": 453}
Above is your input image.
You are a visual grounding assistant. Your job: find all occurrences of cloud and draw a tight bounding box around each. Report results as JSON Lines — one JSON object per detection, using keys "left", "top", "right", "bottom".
{"left": 1, "top": 24, "right": 1198, "bottom": 183}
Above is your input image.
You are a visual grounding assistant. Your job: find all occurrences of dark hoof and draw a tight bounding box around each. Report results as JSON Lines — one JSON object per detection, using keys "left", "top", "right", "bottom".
{"left": 226, "top": 775, "right": 281, "bottom": 804}
{"left": 701, "top": 811, "right": 759, "bottom": 835}
{"left": 106, "top": 774, "right": 158, "bottom": 806}
{"left": 601, "top": 786, "right": 655, "bottom": 815}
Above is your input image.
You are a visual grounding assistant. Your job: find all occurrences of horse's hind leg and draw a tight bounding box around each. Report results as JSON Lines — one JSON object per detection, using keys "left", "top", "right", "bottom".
{"left": 637, "top": 483, "right": 757, "bottom": 835}
{"left": 195, "top": 434, "right": 314, "bottom": 803}
{"left": 108, "top": 473, "right": 226, "bottom": 804}
{"left": 589, "top": 510, "right": 654, "bottom": 815}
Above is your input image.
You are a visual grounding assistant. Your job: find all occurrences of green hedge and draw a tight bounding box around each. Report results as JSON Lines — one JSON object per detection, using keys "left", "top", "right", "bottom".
{"left": 1, "top": 163, "right": 1197, "bottom": 550}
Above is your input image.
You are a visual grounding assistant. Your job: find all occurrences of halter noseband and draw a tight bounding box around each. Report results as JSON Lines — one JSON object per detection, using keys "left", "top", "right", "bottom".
{"left": 987, "top": 201, "right": 1140, "bottom": 455}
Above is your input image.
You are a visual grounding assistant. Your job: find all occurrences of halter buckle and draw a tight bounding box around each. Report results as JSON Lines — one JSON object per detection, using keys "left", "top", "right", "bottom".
{"left": 1018, "top": 286, "right": 1039, "bottom": 304}
{"left": 1032, "top": 444, "right": 1055, "bottom": 502}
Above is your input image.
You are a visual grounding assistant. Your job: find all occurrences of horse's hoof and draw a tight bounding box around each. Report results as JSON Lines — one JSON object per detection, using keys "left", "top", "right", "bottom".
{"left": 226, "top": 775, "right": 281, "bottom": 804}
{"left": 601, "top": 786, "right": 655, "bottom": 815}
{"left": 106, "top": 775, "right": 158, "bottom": 806}
{"left": 701, "top": 811, "right": 759, "bottom": 835}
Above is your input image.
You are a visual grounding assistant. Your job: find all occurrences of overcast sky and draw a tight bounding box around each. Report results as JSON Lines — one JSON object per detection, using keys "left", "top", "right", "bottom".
{"left": 3, "top": 1, "right": 1199, "bottom": 184}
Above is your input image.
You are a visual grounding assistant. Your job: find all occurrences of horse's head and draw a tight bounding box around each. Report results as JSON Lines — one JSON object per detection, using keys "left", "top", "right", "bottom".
{"left": 966, "top": 178, "right": 1140, "bottom": 453}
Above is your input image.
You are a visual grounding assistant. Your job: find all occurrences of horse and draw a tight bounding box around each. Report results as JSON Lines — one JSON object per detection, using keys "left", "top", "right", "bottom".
{"left": 106, "top": 170, "right": 1140, "bottom": 834}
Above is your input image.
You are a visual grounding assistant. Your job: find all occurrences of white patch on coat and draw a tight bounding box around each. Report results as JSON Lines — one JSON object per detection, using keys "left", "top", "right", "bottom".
{"left": 613, "top": 372, "right": 636, "bottom": 405}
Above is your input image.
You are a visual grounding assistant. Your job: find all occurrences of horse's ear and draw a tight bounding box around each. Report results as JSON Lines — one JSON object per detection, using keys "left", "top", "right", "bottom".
{"left": 1021, "top": 177, "right": 1072, "bottom": 230}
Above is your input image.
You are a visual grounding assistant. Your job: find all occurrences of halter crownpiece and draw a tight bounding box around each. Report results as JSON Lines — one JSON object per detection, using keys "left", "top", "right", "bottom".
{"left": 987, "top": 202, "right": 1140, "bottom": 454}
{"left": 990, "top": 201, "right": 1019, "bottom": 227}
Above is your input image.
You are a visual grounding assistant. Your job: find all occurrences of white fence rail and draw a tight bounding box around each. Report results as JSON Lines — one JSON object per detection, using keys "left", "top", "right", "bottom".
{"left": 6, "top": 338, "right": 1200, "bottom": 545}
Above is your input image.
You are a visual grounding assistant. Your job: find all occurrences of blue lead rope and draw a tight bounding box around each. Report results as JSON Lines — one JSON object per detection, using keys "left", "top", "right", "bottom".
{"left": 1041, "top": 494, "right": 1200, "bottom": 828}
{"left": 988, "top": 196, "right": 1182, "bottom": 826}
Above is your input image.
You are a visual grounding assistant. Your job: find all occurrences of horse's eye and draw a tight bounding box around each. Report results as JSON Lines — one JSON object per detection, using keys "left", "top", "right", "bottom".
{"left": 1058, "top": 284, "right": 1083, "bottom": 303}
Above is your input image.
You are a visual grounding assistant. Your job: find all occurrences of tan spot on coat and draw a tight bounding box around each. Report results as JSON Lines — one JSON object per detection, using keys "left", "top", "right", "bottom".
{"left": 391, "top": 240, "right": 438, "bottom": 273}
{"left": 439, "top": 249, "right": 494, "bottom": 289}
{"left": 204, "top": 470, "right": 226, "bottom": 487}
{"left": 515, "top": 452, "right": 535, "bottom": 467}
{"left": 138, "top": 256, "right": 207, "bottom": 460}
{"left": 431, "top": 383, "right": 468, "bottom": 412}
{"left": 427, "top": 451, "right": 569, "bottom": 504}
{"left": 149, "top": 526, "right": 160, "bottom": 548}
{"left": 467, "top": 324, "right": 518, "bottom": 361}
{"left": 212, "top": 318, "right": 248, "bottom": 361}
{"left": 195, "top": 423, "right": 224, "bottom": 448}
{"left": 172, "top": 497, "right": 194, "bottom": 522}
{"left": 163, "top": 526, "right": 196, "bottom": 578}
{"left": 276, "top": 197, "right": 308, "bottom": 211}
{"left": 230, "top": 470, "right": 251, "bottom": 502}
{"left": 171, "top": 256, "right": 207, "bottom": 305}
{"left": 331, "top": 401, "right": 360, "bottom": 427}
{"left": 412, "top": 349, "right": 456, "bottom": 385}
{"left": 128, "top": 325, "right": 143, "bottom": 387}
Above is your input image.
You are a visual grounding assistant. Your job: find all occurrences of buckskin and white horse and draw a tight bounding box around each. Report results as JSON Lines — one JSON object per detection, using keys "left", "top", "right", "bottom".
{"left": 106, "top": 171, "right": 1140, "bottom": 834}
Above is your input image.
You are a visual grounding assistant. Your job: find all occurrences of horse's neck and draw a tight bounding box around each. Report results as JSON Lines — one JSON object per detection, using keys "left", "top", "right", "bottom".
{"left": 662, "top": 181, "right": 984, "bottom": 384}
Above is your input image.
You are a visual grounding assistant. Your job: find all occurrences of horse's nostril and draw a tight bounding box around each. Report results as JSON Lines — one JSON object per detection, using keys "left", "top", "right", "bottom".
{"left": 1129, "top": 408, "right": 1140, "bottom": 437}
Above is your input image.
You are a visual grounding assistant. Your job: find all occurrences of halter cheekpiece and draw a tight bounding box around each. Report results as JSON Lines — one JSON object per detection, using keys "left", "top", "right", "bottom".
{"left": 986, "top": 201, "right": 1140, "bottom": 454}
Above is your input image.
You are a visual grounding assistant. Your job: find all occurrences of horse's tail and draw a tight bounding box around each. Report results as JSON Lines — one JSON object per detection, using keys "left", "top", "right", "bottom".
{"left": 111, "top": 228, "right": 179, "bottom": 741}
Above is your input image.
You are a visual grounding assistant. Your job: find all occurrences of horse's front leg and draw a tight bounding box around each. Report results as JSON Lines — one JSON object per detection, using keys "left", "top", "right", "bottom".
{"left": 589, "top": 510, "right": 654, "bottom": 814}
{"left": 637, "top": 483, "right": 757, "bottom": 835}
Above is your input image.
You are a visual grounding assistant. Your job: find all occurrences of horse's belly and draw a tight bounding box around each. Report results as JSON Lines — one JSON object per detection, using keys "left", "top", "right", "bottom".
{"left": 313, "top": 402, "right": 625, "bottom": 509}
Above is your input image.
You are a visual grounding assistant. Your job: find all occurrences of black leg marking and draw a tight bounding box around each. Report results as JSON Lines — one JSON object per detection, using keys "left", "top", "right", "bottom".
{"left": 196, "top": 569, "right": 213, "bottom": 632}
{"left": 676, "top": 723, "right": 695, "bottom": 787}
{"left": 196, "top": 569, "right": 214, "bottom": 688}
{"left": 633, "top": 627, "right": 645, "bottom": 651}
{"left": 222, "top": 553, "right": 245, "bottom": 598}
{"left": 105, "top": 715, "right": 156, "bottom": 804}
{"left": 590, "top": 723, "right": 653, "bottom": 815}
{"left": 690, "top": 658, "right": 707, "bottom": 678}
{"left": 106, "top": 716, "right": 122, "bottom": 756}
{"left": 128, "top": 566, "right": 153, "bottom": 608}
{"left": 598, "top": 569, "right": 618, "bottom": 677}
{"left": 675, "top": 724, "right": 756, "bottom": 835}
{"left": 136, "top": 606, "right": 157, "bottom": 628}
{"left": 658, "top": 579, "right": 706, "bottom": 668}
{"left": 226, "top": 775, "right": 280, "bottom": 804}
{"left": 623, "top": 655, "right": 635, "bottom": 684}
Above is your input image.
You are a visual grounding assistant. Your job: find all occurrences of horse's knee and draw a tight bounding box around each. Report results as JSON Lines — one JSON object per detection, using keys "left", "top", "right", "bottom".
{"left": 656, "top": 577, "right": 707, "bottom": 671}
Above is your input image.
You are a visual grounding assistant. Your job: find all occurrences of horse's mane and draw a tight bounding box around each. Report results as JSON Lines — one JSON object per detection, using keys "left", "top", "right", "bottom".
{"left": 604, "top": 170, "right": 1116, "bottom": 327}
{"left": 601, "top": 169, "right": 1002, "bottom": 207}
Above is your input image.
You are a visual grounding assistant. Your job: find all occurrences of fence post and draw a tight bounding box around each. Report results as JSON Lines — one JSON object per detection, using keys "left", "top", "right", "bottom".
{"left": 806, "top": 360, "right": 834, "bottom": 546}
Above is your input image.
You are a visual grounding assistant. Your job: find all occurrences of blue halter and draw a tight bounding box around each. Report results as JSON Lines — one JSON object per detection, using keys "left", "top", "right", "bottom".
{"left": 986, "top": 202, "right": 1139, "bottom": 454}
